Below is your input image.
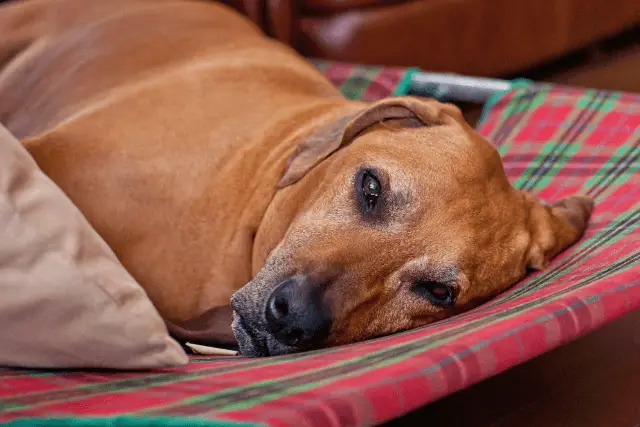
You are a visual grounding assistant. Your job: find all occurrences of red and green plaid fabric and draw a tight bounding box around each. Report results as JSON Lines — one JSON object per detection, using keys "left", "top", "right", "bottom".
{"left": 311, "top": 60, "right": 417, "bottom": 101}
{"left": 1, "top": 65, "right": 639, "bottom": 427}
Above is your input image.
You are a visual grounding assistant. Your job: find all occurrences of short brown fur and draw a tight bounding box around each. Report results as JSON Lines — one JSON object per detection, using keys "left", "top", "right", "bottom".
{"left": 0, "top": 0, "right": 593, "bottom": 356}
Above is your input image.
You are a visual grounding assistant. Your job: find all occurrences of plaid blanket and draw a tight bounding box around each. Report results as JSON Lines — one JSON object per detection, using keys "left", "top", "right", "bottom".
{"left": 1, "top": 63, "right": 638, "bottom": 427}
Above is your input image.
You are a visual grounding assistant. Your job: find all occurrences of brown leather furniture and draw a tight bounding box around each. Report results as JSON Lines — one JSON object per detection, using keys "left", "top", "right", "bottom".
{"left": 223, "top": 0, "right": 639, "bottom": 76}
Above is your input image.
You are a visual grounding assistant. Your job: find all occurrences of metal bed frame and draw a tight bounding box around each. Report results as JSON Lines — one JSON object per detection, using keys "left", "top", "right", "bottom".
{"left": 409, "top": 72, "right": 513, "bottom": 103}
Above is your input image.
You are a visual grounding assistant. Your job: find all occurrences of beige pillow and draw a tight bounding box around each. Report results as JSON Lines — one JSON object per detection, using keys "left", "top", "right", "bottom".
{"left": 0, "top": 123, "right": 188, "bottom": 369}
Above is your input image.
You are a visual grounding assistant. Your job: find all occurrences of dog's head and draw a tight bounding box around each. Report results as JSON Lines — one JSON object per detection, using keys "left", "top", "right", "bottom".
{"left": 231, "top": 97, "right": 593, "bottom": 357}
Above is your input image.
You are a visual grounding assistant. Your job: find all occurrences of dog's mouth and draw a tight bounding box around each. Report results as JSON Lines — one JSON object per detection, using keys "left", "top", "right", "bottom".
{"left": 231, "top": 312, "right": 303, "bottom": 357}
{"left": 231, "top": 312, "right": 268, "bottom": 357}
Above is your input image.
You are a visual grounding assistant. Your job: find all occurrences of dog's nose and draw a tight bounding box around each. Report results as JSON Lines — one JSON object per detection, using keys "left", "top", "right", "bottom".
{"left": 265, "top": 276, "right": 331, "bottom": 347}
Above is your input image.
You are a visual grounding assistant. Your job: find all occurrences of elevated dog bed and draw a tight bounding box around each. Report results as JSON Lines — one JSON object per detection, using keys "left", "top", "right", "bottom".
{"left": 1, "top": 62, "right": 638, "bottom": 427}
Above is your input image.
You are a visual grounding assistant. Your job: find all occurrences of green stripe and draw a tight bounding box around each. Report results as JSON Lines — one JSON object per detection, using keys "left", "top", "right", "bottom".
{"left": 175, "top": 342, "right": 447, "bottom": 413}
{"left": 577, "top": 90, "right": 599, "bottom": 108}
{"left": 516, "top": 250, "right": 640, "bottom": 304}
{"left": 494, "top": 86, "right": 551, "bottom": 155}
{"left": 0, "top": 357, "right": 311, "bottom": 412}
{"left": 584, "top": 143, "right": 640, "bottom": 191}
{"left": 502, "top": 87, "right": 547, "bottom": 117}
{"left": 478, "top": 79, "right": 531, "bottom": 126}
{"left": 392, "top": 68, "right": 419, "bottom": 96}
{"left": 339, "top": 67, "right": 381, "bottom": 100}
{"left": 602, "top": 149, "right": 640, "bottom": 188}
{"left": 310, "top": 61, "right": 415, "bottom": 100}
{"left": 0, "top": 417, "right": 261, "bottom": 427}
{"left": 0, "top": 371, "right": 55, "bottom": 380}
{"left": 512, "top": 140, "right": 580, "bottom": 188}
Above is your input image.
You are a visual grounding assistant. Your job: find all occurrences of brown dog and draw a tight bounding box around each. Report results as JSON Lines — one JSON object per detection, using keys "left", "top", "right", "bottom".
{"left": 0, "top": 0, "right": 592, "bottom": 357}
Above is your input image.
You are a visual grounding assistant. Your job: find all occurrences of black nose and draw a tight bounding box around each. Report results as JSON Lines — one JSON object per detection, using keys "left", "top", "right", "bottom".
{"left": 265, "top": 277, "right": 331, "bottom": 347}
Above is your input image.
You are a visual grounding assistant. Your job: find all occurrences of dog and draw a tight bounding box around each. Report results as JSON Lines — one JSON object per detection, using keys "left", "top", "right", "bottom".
{"left": 0, "top": 0, "right": 593, "bottom": 357}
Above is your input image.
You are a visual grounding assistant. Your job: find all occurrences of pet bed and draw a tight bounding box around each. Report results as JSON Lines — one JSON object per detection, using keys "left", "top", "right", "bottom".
{"left": 1, "top": 62, "right": 638, "bottom": 427}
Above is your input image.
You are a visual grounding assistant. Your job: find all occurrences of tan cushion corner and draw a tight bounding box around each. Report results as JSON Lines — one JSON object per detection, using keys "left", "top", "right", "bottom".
{"left": 0, "top": 123, "right": 188, "bottom": 369}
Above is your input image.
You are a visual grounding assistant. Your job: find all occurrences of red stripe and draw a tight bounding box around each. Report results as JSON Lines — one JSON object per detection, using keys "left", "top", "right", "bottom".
{"left": 361, "top": 67, "right": 401, "bottom": 101}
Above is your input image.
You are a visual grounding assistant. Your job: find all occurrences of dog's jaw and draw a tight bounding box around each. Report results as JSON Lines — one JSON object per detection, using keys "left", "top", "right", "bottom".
{"left": 231, "top": 310, "right": 303, "bottom": 357}
{"left": 231, "top": 312, "right": 268, "bottom": 357}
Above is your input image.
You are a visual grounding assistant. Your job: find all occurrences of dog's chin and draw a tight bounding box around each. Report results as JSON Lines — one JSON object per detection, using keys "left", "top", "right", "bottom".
{"left": 231, "top": 313, "right": 302, "bottom": 357}
{"left": 231, "top": 314, "right": 267, "bottom": 357}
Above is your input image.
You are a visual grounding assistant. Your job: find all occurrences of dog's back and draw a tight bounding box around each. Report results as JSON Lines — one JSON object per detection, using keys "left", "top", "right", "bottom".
{"left": 0, "top": 0, "right": 340, "bottom": 138}
{"left": 0, "top": 0, "right": 350, "bottom": 321}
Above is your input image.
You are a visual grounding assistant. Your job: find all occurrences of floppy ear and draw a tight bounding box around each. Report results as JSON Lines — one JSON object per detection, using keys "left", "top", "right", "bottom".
{"left": 524, "top": 194, "right": 594, "bottom": 270}
{"left": 277, "top": 97, "right": 463, "bottom": 188}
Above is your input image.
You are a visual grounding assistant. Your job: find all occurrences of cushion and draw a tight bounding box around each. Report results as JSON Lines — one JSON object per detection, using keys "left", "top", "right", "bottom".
{"left": 0, "top": 123, "right": 188, "bottom": 370}
{"left": 0, "top": 64, "right": 638, "bottom": 427}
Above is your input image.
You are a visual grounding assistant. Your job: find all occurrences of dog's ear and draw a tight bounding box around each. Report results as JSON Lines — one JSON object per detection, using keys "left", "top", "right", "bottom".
{"left": 524, "top": 193, "right": 594, "bottom": 270}
{"left": 278, "top": 97, "right": 463, "bottom": 187}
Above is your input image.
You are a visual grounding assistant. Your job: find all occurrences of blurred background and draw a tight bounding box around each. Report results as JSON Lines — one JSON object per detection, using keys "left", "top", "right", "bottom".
{"left": 4, "top": 0, "right": 635, "bottom": 123}
{"left": 223, "top": 0, "right": 639, "bottom": 123}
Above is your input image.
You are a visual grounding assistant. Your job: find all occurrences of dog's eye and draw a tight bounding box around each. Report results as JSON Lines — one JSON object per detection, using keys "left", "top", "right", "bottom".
{"left": 413, "top": 281, "right": 455, "bottom": 307}
{"left": 360, "top": 171, "right": 381, "bottom": 213}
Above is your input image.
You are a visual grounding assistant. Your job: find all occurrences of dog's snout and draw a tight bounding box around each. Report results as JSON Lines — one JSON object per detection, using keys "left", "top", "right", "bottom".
{"left": 265, "top": 277, "right": 331, "bottom": 347}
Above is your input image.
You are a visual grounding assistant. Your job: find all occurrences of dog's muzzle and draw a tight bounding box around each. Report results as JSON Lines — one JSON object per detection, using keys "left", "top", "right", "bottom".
{"left": 231, "top": 275, "right": 332, "bottom": 357}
